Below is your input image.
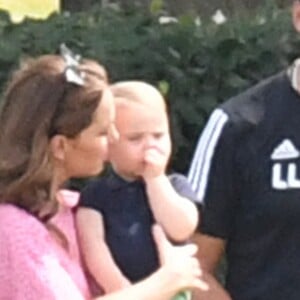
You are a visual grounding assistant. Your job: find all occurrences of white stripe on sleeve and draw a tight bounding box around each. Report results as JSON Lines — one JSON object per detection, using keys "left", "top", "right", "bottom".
{"left": 188, "top": 109, "right": 228, "bottom": 203}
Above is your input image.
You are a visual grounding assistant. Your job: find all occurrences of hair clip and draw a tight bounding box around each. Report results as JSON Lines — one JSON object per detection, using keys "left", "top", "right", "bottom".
{"left": 60, "top": 43, "right": 85, "bottom": 86}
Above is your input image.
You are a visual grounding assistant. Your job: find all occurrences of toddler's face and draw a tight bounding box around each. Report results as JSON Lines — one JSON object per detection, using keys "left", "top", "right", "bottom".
{"left": 109, "top": 100, "right": 171, "bottom": 179}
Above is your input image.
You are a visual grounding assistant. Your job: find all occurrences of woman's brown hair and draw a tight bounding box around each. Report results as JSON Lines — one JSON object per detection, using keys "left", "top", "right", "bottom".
{"left": 0, "top": 54, "right": 108, "bottom": 220}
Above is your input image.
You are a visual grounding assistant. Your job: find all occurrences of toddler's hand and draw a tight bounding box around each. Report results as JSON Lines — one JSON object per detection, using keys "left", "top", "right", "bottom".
{"left": 140, "top": 148, "right": 168, "bottom": 179}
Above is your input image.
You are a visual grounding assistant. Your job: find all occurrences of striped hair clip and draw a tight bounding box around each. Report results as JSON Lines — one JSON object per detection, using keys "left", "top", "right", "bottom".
{"left": 60, "top": 43, "right": 85, "bottom": 86}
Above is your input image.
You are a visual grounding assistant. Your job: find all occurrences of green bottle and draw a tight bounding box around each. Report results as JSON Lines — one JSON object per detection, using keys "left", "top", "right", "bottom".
{"left": 171, "top": 290, "right": 192, "bottom": 300}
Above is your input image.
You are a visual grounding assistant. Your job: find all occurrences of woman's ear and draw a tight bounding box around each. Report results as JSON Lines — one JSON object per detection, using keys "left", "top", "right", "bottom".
{"left": 292, "top": 1, "right": 300, "bottom": 32}
{"left": 49, "top": 135, "right": 67, "bottom": 161}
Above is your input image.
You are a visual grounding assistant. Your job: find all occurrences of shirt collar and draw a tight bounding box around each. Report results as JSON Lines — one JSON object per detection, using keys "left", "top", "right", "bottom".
{"left": 57, "top": 189, "right": 80, "bottom": 208}
{"left": 107, "top": 169, "right": 144, "bottom": 191}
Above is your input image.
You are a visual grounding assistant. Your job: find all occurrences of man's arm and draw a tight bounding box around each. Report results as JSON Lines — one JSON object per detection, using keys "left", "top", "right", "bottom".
{"left": 192, "top": 233, "right": 232, "bottom": 300}
{"left": 187, "top": 109, "right": 238, "bottom": 299}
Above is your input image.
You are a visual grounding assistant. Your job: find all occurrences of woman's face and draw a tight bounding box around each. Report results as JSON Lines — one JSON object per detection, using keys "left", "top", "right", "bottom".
{"left": 293, "top": 1, "right": 300, "bottom": 32}
{"left": 63, "top": 88, "right": 116, "bottom": 178}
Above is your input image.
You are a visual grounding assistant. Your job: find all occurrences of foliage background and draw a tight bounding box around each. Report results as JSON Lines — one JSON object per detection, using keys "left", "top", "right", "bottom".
{"left": 62, "top": 0, "right": 293, "bottom": 16}
{"left": 0, "top": 0, "right": 299, "bottom": 175}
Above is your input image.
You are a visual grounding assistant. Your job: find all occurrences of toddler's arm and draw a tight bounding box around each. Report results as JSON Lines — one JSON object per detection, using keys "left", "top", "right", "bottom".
{"left": 76, "top": 208, "right": 131, "bottom": 292}
{"left": 141, "top": 148, "right": 198, "bottom": 241}
{"left": 145, "top": 174, "right": 198, "bottom": 242}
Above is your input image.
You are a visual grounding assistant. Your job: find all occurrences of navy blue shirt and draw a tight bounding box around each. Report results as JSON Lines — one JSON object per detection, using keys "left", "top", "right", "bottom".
{"left": 80, "top": 171, "right": 197, "bottom": 282}
{"left": 189, "top": 71, "right": 300, "bottom": 300}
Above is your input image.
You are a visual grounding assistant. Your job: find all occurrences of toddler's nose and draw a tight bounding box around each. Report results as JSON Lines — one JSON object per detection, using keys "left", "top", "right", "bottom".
{"left": 145, "top": 136, "right": 156, "bottom": 148}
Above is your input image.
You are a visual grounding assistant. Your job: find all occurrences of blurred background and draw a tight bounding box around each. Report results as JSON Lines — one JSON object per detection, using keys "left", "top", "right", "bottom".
{"left": 62, "top": 0, "right": 292, "bottom": 15}
{"left": 0, "top": 0, "right": 298, "bottom": 174}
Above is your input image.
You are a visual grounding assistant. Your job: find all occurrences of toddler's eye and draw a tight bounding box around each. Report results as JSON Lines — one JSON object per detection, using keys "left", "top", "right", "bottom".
{"left": 154, "top": 132, "right": 164, "bottom": 139}
{"left": 128, "top": 135, "right": 142, "bottom": 142}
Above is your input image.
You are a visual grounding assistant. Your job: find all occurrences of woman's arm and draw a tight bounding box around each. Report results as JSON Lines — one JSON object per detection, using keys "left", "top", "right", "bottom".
{"left": 96, "top": 269, "right": 186, "bottom": 300}
{"left": 95, "top": 226, "right": 208, "bottom": 300}
{"left": 76, "top": 208, "right": 131, "bottom": 292}
{"left": 0, "top": 206, "right": 208, "bottom": 300}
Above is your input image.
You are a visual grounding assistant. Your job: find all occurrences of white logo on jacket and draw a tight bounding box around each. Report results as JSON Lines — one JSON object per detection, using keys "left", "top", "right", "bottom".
{"left": 271, "top": 139, "right": 300, "bottom": 189}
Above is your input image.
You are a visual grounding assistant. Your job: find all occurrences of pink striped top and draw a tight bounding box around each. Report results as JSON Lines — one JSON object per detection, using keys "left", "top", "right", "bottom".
{"left": 0, "top": 190, "right": 92, "bottom": 300}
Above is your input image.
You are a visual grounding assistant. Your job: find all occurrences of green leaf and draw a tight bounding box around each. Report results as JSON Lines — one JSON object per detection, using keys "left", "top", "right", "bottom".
{"left": 158, "top": 80, "right": 169, "bottom": 96}
{"left": 178, "top": 15, "right": 195, "bottom": 28}
{"left": 150, "top": 0, "right": 164, "bottom": 15}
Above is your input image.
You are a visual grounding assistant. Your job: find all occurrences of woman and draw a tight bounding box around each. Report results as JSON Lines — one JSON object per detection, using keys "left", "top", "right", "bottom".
{"left": 0, "top": 50, "right": 207, "bottom": 299}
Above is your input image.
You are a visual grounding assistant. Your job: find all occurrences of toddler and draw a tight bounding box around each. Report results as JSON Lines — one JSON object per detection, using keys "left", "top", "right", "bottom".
{"left": 76, "top": 81, "right": 199, "bottom": 299}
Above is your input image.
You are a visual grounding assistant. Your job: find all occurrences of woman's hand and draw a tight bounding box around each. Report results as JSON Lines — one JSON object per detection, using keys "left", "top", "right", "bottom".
{"left": 95, "top": 226, "right": 208, "bottom": 300}
{"left": 152, "top": 225, "right": 209, "bottom": 292}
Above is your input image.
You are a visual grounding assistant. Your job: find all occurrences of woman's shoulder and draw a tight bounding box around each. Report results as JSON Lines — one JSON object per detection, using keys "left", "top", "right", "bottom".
{"left": 0, "top": 202, "right": 26, "bottom": 215}
{"left": 0, "top": 191, "right": 79, "bottom": 249}
{"left": 0, "top": 204, "right": 89, "bottom": 300}
{"left": 0, "top": 204, "right": 48, "bottom": 244}
{"left": 0, "top": 204, "right": 51, "bottom": 280}
{"left": 0, "top": 203, "right": 34, "bottom": 228}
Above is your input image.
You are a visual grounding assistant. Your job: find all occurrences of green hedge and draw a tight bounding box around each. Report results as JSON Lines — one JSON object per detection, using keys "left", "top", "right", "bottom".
{"left": 0, "top": 3, "right": 299, "bottom": 173}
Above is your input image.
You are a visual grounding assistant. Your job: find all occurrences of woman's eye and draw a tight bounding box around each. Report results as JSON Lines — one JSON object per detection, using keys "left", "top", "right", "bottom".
{"left": 99, "top": 130, "right": 108, "bottom": 136}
